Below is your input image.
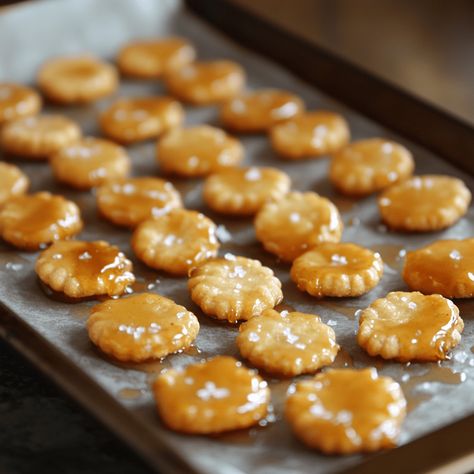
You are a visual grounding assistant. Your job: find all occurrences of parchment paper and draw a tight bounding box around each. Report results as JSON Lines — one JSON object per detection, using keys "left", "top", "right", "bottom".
{"left": 0, "top": 0, "right": 473, "bottom": 473}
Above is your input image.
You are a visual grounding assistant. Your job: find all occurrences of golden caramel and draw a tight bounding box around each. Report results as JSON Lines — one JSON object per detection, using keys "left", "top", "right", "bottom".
{"left": 291, "top": 243, "right": 383, "bottom": 297}
{"left": 378, "top": 175, "right": 471, "bottom": 231}
{"left": 35, "top": 240, "right": 135, "bottom": 298}
{"left": 237, "top": 309, "right": 339, "bottom": 376}
{"left": 153, "top": 356, "right": 270, "bottom": 434}
{"left": 220, "top": 89, "right": 304, "bottom": 132}
{"left": 0, "top": 83, "right": 41, "bottom": 125}
{"left": 37, "top": 55, "right": 118, "bottom": 104}
{"left": 358, "top": 291, "right": 464, "bottom": 362}
{"left": 329, "top": 138, "right": 414, "bottom": 196}
{"left": 188, "top": 255, "right": 283, "bottom": 323}
{"left": 50, "top": 137, "right": 130, "bottom": 190}
{"left": 0, "top": 162, "right": 29, "bottom": 206}
{"left": 0, "top": 192, "right": 82, "bottom": 250}
{"left": 87, "top": 293, "right": 199, "bottom": 362}
{"left": 254, "top": 192, "right": 343, "bottom": 262}
{"left": 203, "top": 166, "right": 291, "bottom": 216}
{"left": 403, "top": 239, "right": 474, "bottom": 298}
{"left": 270, "top": 111, "right": 350, "bottom": 159}
{"left": 165, "top": 60, "right": 245, "bottom": 105}
{"left": 132, "top": 209, "right": 219, "bottom": 276}
{"left": 117, "top": 37, "right": 196, "bottom": 78}
{"left": 99, "top": 96, "right": 184, "bottom": 144}
{"left": 0, "top": 114, "right": 81, "bottom": 159}
{"left": 285, "top": 368, "right": 406, "bottom": 454}
{"left": 157, "top": 125, "right": 243, "bottom": 177}
{"left": 96, "top": 177, "right": 182, "bottom": 228}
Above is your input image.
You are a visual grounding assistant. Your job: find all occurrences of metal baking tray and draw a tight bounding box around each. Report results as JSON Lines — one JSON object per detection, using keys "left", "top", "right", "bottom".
{"left": 1, "top": 0, "right": 473, "bottom": 473}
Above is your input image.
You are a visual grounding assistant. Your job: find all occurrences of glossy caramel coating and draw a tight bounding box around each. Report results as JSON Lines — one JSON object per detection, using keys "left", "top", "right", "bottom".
{"left": 157, "top": 125, "right": 243, "bottom": 177}
{"left": 358, "top": 291, "right": 464, "bottom": 362}
{"left": 153, "top": 356, "right": 270, "bottom": 434}
{"left": 220, "top": 89, "right": 304, "bottom": 132}
{"left": 403, "top": 239, "right": 474, "bottom": 298}
{"left": 96, "top": 177, "right": 182, "bottom": 228}
{"left": 37, "top": 55, "right": 118, "bottom": 104}
{"left": 0, "top": 83, "right": 41, "bottom": 125}
{"left": 237, "top": 309, "right": 339, "bottom": 376}
{"left": 87, "top": 293, "right": 199, "bottom": 362}
{"left": 99, "top": 96, "right": 184, "bottom": 144}
{"left": 117, "top": 37, "right": 196, "bottom": 78}
{"left": 50, "top": 137, "right": 130, "bottom": 190}
{"left": 378, "top": 175, "right": 471, "bottom": 231}
{"left": 254, "top": 192, "right": 343, "bottom": 262}
{"left": 285, "top": 368, "right": 406, "bottom": 454}
{"left": 132, "top": 209, "right": 219, "bottom": 276}
{"left": 329, "top": 138, "right": 415, "bottom": 196}
{"left": 1, "top": 114, "right": 81, "bottom": 159}
{"left": 35, "top": 240, "right": 135, "bottom": 298}
{"left": 0, "top": 192, "right": 82, "bottom": 250}
{"left": 203, "top": 166, "right": 291, "bottom": 216}
{"left": 270, "top": 111, "right": 350, "bottom": 159}
{"left": 291, "top": 243, "right": 383, "bottom": 297}
{"left": 165, "top": 60, "right": 245, "bottom": 105}
{"left": 0, "top": 162, "right": 29, "bottom": 206}
{"left": 188, "top": 255, "right": 283, "bottom": 323}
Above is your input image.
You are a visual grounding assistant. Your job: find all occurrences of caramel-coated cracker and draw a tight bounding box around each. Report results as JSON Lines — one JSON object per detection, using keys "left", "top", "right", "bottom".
{"left": 237, "top": 309, "right": 339, "bottom": 376}
{"left": 87, "top": 293, "right": 199, "bottom": 362}
{"left": 203, "top": 166, "right": 291, "bottom": 216}
{"left": 132, "top": 209, "right": 219, "bottom": 276}
{"left": 154, "top": 356, "right": 270, "bottom": 434}
{"left": 291, "top": 242, "right": 383, "bottom": 297}
{"left": 357, "top": 291, "right": 464, "bottom": 362}
{"left": 285, "top": 368, "right": 406, "bottom": 454}
{"left": 254, "top": 192, "right": 343, "bottom": 262}
{"left": 36, "top": 240, "right": 135, "bottom": 298}
{"left": 188, "top": 255, "right": 283, "bottom": 323}
{"left": 0, "top": 192, "right": 82, "bottom": 250}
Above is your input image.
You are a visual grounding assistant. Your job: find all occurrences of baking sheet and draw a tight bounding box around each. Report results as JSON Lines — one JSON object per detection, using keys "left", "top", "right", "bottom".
{"left": 1, "top": 0, "right": 474, "bottom": 473}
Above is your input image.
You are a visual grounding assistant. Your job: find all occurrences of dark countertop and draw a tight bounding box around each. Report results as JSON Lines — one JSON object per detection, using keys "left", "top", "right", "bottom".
{"left": 0, "top": 339, "right": 151, "bottom": 474}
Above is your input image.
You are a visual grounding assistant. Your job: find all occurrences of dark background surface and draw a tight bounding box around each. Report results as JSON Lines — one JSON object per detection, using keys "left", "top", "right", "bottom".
{"left": 0, "top": 339, "right": 151, "bottom": 474}
{"left": 1, "top": 0, "right": 474, "bottom": 473}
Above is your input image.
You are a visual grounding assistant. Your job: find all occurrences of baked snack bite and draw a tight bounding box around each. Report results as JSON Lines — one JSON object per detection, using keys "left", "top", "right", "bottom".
{"left": 99, "top": 96, "right": 184, "bottom": 144}
{"left": 0, "top": 192, "right": 82, "bottom": 250}
{"left": 329, "top": 138, "right": 415, "bottom": 196}
{"left": 50, "top": 137, "right": 130, "bottom": 189}
{"left": 203, "top": 166, "right": 291, "bottom": 216}
{"left": 188, "top": 254, "right": 283, "bottom": 323}
{"left": 165, "top": 60, "right": 245, "bottom": 105}
{"left": 254, "top": 192, "right": 343, "bottom": 262}
{"left": 0, "top": 83, "right": 41, "bottom": 125}
{"left": 378, "top": 175, "right": 471, "bottom": 231}
{"left": 290, "top": 243, "right": 383, "bottom": 297}
{"left": 157, "top": 125, "right": 243, "bottom": 177}
{"left": 220, "top": 89, "right": 304, "bottom": 132}
{"left": 237, "top": 309, "right": 339, "bottom": 376}
{"left": 153, "top": 356, "right": 270, "bottom": 434}
{"left": 1, "top": 115, "right": 81, "bottom": 159}
{"left": 0, "top": 162, "right": 29, "bottom": 206}
{"left": 403, "top": 239, "right": 474, "bottom": 298}
{"left": 96, "top": 177, "right": 182, "bottom": 228}
{"left": 87, "top": 293, "right": 199, "bottom": 362}
{"left": 270, "top": 111, "right": 350, "bottom": 159}
{"left": 37, "top": 55, "right": 118, "bottom": 104}
{"left": 117, "top": 37, "right": 196, "bottom": 78}
{"left": 132, "top": 209, "right": 219, "bottom": 276}
{"left": 285, "top": 368, "right": 406, "bottom": 454}
{"left": 357, "top": 291, "right": 463, "bottom": 362}
{"left": 36, "top": 240, "right": 135, "bottom": 298}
